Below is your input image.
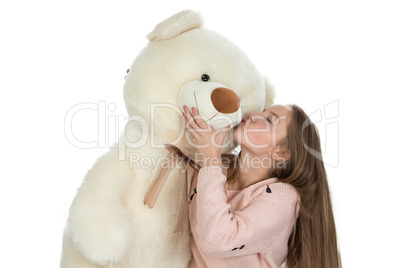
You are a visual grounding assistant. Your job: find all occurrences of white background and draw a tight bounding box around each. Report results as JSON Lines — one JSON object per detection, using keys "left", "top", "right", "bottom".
{"left": 1, "top": 0, "right": 401, "bottom": 267}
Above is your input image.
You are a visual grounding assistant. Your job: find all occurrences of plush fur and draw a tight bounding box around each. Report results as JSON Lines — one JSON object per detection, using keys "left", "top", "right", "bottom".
{"left": 61, "top": 10, "right": 274, "bottom": 268}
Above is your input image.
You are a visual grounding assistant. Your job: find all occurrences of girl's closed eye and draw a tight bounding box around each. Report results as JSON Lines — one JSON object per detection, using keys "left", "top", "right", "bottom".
{"left": 266, "top": 117, "right": 272, "bottom": 124}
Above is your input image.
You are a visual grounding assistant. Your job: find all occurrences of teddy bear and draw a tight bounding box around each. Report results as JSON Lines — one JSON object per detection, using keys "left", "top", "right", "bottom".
{"left": 61, "top": 10, "right": 274, "bottom": 268}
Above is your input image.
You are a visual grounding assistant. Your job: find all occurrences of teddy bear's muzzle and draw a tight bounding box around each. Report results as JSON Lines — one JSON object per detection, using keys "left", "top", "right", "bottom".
{"left": 178, "top": 80, "right": 242, "bottom": 130}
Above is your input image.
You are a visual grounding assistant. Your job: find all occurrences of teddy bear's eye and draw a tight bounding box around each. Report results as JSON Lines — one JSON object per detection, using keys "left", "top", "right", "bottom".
{"left": 201, "top": 74, "right": 210, "bottom": 82}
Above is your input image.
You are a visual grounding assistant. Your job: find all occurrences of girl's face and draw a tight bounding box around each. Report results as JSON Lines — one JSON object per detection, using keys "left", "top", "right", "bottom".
{"left": 234, "top": 105, "right": 293, "bottom": 155}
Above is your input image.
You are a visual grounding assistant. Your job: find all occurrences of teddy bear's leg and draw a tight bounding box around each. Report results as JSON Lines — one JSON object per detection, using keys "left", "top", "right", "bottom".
{"left": 64, "top": 147, "right": 134, "bottom": 266}
{"left": 61, "top": 229, "right": 130, "bottom": 268}
{"left": 61, "top": 229, "right": 103, "bottom": 268}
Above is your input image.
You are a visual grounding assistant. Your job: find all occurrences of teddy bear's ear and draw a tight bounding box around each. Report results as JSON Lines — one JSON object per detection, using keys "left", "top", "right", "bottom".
{"left": 147, "top": 10, "right": 203, "bottom": 42}
{"left": 264, "top": 76, "right": 275, "bottom": 109}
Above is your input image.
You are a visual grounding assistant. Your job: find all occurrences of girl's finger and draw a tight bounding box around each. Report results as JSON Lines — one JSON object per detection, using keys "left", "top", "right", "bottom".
{"left": 213, "top": 125, "right": 231, "bottom": 144}
{"left": 191, "top": 107, "right": 209, "bottom": 129}
{"left": 183, "top": 106, "right": 200, "bottom": 130}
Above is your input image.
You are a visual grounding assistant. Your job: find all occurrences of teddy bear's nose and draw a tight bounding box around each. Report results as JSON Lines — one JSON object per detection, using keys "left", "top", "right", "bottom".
{"left": 211, "top": 87, "right": 240, "bottom": 114}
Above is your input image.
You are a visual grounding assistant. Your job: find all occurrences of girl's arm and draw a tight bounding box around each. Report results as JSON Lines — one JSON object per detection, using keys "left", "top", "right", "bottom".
{"left": 194, "top": 166, "right": 298, "bottom": 258}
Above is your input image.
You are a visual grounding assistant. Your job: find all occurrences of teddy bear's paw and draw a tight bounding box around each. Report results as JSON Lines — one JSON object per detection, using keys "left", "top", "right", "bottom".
{"left": 68, "top": 208, "right": 134, "bottom": 265}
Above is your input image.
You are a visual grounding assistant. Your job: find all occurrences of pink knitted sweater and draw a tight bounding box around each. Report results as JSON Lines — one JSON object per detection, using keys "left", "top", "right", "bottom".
{"left": 189, "top": 166, "right": 300, "bottom": 268}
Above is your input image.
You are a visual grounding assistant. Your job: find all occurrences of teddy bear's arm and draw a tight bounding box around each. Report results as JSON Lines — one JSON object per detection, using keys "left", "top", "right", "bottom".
{"left": 66, "top": 147, "right": 134, "bottom": 266}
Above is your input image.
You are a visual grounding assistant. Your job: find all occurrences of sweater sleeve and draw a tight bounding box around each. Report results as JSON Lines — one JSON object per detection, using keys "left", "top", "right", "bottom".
{"left": 194, "top": 166, "right": 298, "bottom": 258}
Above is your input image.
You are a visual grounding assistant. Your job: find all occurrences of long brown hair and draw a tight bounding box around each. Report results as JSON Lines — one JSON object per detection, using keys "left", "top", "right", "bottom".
{"left": 224, "top": 105, "right": 341, "bottom": 268}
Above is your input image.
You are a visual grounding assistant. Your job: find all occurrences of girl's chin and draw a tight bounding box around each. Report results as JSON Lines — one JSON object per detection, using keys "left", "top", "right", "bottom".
{"left": 233, "top": 127, "right": 241, "bottom": 142}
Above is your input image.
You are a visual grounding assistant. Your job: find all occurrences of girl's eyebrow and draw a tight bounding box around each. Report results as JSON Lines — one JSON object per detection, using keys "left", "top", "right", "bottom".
{"left": 270, "top": 111, "right": 279, "bottom": 118}
{"left": 263, "top": 109, "right": 280, "bottom": 118}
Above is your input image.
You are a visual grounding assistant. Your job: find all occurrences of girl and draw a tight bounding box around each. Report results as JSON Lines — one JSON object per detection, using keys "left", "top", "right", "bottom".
{"left": 182, "top": 104, "right": 341, "bottom": 268}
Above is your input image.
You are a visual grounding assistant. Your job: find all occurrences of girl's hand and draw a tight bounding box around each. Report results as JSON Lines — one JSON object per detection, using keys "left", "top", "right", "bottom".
{"left": 182, "top": 106, "right": 230, "bottom": 167}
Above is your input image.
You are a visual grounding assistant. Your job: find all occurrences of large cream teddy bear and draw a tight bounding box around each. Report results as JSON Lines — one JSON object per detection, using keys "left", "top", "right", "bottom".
{"left": 61, "top": 10, "right": 274, "bottom": 268}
